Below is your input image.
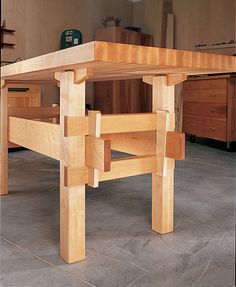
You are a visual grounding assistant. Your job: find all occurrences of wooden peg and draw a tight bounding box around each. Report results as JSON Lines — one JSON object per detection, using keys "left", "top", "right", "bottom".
{"left": 88, "top": 110, "right": 101, "bottom": 187}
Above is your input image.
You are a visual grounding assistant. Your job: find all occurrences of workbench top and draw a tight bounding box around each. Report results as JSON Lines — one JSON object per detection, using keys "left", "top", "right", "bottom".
{"left": 1, "top": 41, "right": 236, "bottom": 83}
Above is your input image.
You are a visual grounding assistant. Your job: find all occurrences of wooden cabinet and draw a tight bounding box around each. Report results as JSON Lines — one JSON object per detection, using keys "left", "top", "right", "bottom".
{"left": 94, "top": 27, "right": 152, "bottom": 113}
{"left": 183, "top": 75, "right": 236, "bottom": 145}
{"left": 7, "top": 83, "right": 41, "bottom": 148}
{"left": 8, "top": 83, "right": 41, "bottom": 108}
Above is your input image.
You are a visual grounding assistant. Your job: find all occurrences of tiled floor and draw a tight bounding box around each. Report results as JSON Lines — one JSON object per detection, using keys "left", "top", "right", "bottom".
{"left": 0, "top": 140, "right": 235, "bottom": 287}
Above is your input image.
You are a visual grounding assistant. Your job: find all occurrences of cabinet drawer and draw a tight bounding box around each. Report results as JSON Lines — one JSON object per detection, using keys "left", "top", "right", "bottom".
{"left": 183, "top": 102, "right": 227, "bottom": 118}
{"left": 184, "top": 79, "right": 227, "bottom": 90}
{"left": 183, "top": 115, "right": 226, "bottom": 141}
{"left": 183, "top": 89, "right": 227, "bottom": 103}
{"left": 8, "top": 95, "right": 41, "bottom": 108}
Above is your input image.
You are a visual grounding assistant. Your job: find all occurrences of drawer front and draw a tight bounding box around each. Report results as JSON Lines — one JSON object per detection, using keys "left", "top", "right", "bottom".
{"left": 8, "top": 95, "right": 41, "bottom": 108}
{"left": 184, "top": 79, "right": 227, "bottom": 90}
{"left": 183, "top": 102, "right": 227, "bottom": 118}
{"left": 183, "top": 88, "right": 227, "bottom": 103}
{"left": 183, "top": 115, "right": 226, "bottom": 141}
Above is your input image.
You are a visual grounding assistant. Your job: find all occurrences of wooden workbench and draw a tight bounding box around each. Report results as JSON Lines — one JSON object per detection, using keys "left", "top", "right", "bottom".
{"left": 1, "top": 41, "right": 235, "bottom": 263}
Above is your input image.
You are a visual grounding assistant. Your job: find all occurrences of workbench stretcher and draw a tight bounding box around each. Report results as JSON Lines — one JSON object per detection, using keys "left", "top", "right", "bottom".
{"left": 1, "top": 41, "right": 235, "bottom": 263}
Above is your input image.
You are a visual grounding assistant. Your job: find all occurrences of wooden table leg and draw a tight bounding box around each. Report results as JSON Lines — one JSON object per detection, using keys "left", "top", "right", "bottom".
{"left": 58, "top": 71, "right": 86, "bottom": 263}
{"left": 152, "top": 76, "right": 175, "bottom": 234}
{"left": 0, "top": 82, "right": 8, "bottom": 196}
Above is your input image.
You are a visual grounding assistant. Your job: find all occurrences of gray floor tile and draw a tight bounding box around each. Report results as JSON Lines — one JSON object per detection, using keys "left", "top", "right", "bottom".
{"left": 0, "top": 238, "right": 94, "bottom": 287}
{"left": 0, "top": 141, "right": 235, "bottom": 286}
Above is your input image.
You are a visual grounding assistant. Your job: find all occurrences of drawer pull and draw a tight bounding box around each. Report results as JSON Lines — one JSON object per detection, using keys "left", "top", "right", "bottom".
{"left": 209, "top": 127, "right": 216, "bottom": 131}
{"left": 209, "top": 109, "right": 217, "bottom": 113}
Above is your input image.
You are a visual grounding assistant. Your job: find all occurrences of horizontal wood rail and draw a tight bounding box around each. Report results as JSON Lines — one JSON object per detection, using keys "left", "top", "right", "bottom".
{"left": 102, "top": 131, "right": 185, "bottom": 160}
{"left": 64, "top": 155, "right": 157, "bottom": 187}
{"left": 9, "top": 117, "right": 60, "bottom": 160}
{"left": 100, "top": 155, "right": 157, "bottom": 181}
{"left": 8, "top": 107, "right": 60, "bottom": 119}
{"left": 65, "top": 113, "right": 158, "bottom": 136}
{"left": 8, "top": 117, "right": 112, "bottom": 169}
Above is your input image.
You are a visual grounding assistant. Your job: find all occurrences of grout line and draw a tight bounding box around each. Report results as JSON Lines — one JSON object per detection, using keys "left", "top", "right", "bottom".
{"left": 0, "top": 235, "right": 97, "bottom": 287}
{"left": 127, "top": 270, "right": 148, "bottom": 287}
{"left": 90, "top": 249, "right": 147, "bottom": 272}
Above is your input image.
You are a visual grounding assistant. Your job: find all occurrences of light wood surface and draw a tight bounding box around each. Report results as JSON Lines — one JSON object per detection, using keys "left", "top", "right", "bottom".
{"left": 100, "top": 155, "right": 157, "bottom": 182}
{"left": 87, "top": 111, "right": 101, "bottom": 187}
{"left": 85, "top": 136, "right": 111, "bottom": 173}
{"left": 8, "top": 106, "right": 60, "bottom": 119}
{"left": 7, "top": 83, "right": 41, "bottom": 148}
{"left": 65, "top": 113, "right": 158, "bottom": 136}
{"left": 8, "top": 117, "right": 60, "bottom": 160}
{"left": 152, "top": 76, "right": 175, "bottom": 234}
{"left": 1, "top": 42, "right": 235, "bottom": 83}
{"left": 0, "top": 85, "right": 8, "bottom": 195}
{"left": 166, "top": 131, "right": 185, "bottom": 160}
{"left": 59, "top": 71, "right": 85, "bottom": 264}
{"left": 102, "top": 131, "right": 156, "bottom": 156}
{"left": 65, "top": 155, "right": 157, "bottom": 187}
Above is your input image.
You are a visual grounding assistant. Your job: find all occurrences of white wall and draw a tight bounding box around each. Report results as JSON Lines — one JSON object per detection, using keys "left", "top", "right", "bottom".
{"left": 172, "top": 0, "right": 235, "bottom": 51}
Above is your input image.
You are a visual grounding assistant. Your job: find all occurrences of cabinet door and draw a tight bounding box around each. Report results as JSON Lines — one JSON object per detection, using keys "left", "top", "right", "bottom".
{"left": 94, "top": 27, "right": 152, "bottom": 114}
{"left": 94, "top": 81, "right": 113, "bottom": 114}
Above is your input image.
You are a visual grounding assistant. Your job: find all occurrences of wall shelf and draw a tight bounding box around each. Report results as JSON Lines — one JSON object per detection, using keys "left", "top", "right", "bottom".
{"left": 1, "top": 20, "right": 15, "bottom": 50}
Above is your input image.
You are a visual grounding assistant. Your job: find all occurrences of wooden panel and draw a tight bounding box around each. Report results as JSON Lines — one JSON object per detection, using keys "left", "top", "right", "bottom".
{"left": 95, "top": 27, "right": 152, "bottom": 46}
{"left": 183, "top": 115, "right": 226, "bottom": 141}
{"left": 183, "top": 102, "right": 227, "bottom": 118}
{"left": 94, "top": 28, "right": 152, "bottom": 114}
{"left": 101, "top": 113, "right": 157, "bottom": 134}
{"left": 183, "top": 88, "right": 227, "bottom": 103}
{"left": 102, "top": 130, "right": 185, "bottom": 160}
{"left": 8, "top": 107, "right": 60, "bottom": 119}
{"left": 65, "top": 113, "right": 157, "bottom": 136}
{"left": 8, "top": 96, "right": 40, "bottom": 108}
{"left": 0, "top": 86, "right": 8, "bottom": 195}
{"left": 8, "top": 83, "right": 41, "bottom": 108}
{"left": 102, "top": 131, "right": 156, "bottom": 156}
{"left": 166, "top": 131, "right": 185, "bottom": 160}
{"left": 94, "top": 81, "right": 113, "bottom": 114}
{"left": 7, "top": 83, "right": 41, "bottom": 92}
{"left": 1, "top": 42, "right": 235, "bottom": 83}
{"left": 183, "top": 79, "right": 227, "bottom": 90}
{"left": 8, "top": 117, "right": 60, "bottom": 160}
{"left": 227, "top": 78, "right": 236, "bottom": 141}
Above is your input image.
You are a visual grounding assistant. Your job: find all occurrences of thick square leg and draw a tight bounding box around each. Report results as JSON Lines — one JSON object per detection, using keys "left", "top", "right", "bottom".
{"left": 152, "top": 170, "right": 174, "bottom": 234}
{"left": 152, "top": 76, "right": 175, "bottom": 234}
{"left": 60, "top": 179, "right": 85, "bottom": 263}
{"left": 0, "top": 84, "right": 8, "bottom": 196}
{"left": 59, "top": 71, "right": 86, "bottom": 263}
